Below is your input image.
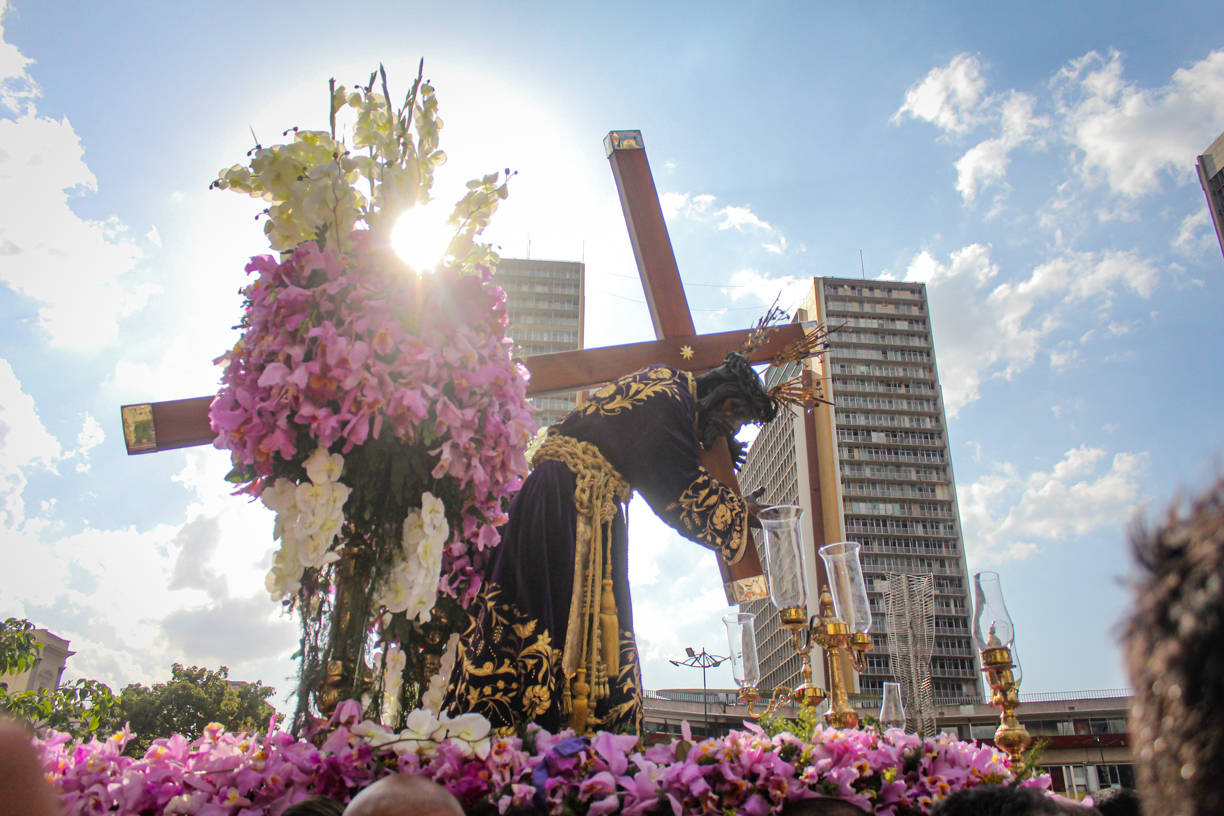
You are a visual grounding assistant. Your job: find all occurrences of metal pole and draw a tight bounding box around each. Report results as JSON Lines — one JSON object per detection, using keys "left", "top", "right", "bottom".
{"left": 702, "top": 658, "right": 709, "bottom": 739}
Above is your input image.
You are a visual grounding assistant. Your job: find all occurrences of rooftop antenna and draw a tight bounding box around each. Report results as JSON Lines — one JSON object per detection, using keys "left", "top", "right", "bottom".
{"left": 860, "top": 250, "right": 866, "bottom": 280}
{"left": 526, "top": 234, "right": 531, "bottom": 260}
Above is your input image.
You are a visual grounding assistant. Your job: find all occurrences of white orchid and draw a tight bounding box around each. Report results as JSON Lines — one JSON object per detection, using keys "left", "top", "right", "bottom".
{"left": 260, "top": 478, "right": 298, "bottom": 514}
{"left": 401, "top": 510, "right": 425, "bottom": 558}
{"left": 421, "top": 491, "right": 448, "bottom": 543}
{"left": 420, "top": 632, "right": 460, "bottom": 714}
{"left": 437, "top": 711, "right": 491, "bottom": 759}
{"left": 304, "top": 446, "right": 345, "bottom": 484}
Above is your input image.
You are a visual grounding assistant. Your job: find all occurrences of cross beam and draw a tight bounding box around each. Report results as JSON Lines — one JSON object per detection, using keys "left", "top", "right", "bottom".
{"left": 119, "top": 324, "right": 805, "bottom": 453}
{"left": 120, "top": 129, "right": 781, "bottom": 603}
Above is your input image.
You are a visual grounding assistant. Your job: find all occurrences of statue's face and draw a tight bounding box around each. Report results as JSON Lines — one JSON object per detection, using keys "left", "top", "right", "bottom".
{"left": 713, "top": 397, "right": 755, "bottom": 432}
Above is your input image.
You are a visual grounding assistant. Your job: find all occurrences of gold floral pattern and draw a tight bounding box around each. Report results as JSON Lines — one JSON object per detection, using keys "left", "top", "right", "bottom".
{"left": 578, "top": 367, "right": 691, "bottom": 418}
{"left": 447, "top": 583, "right": 559, "bottom": 727}
{"left": 665, "top": 467, "right": 748, "bottom": 564}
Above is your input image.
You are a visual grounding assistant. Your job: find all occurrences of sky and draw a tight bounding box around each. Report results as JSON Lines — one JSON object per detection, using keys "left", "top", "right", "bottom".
{"left": 1, "top": 1, "right": 1222, "bottom": 709}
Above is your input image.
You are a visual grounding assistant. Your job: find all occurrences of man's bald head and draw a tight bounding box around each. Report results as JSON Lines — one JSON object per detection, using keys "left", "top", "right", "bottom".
{"left": 343, "top": 774, "right": 464, "bottom": 816}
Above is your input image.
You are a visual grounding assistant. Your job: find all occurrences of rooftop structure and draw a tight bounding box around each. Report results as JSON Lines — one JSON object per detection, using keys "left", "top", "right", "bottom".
{"left": 1196, "top": 130, "right": 1224, "bottom": 261}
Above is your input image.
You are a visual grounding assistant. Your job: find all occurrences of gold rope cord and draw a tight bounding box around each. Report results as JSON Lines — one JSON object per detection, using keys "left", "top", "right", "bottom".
{"left": 532, "top": 432, "right": 631, "bottom": 733}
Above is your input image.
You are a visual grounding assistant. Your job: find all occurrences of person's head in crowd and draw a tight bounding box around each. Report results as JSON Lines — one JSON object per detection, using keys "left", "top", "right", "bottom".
{"left": 342, "top": 774, "right": 463, "bottom": 816}
{"left": 0, "top": 718, "right": 60, "bottom": 816}
{"left": 778, "top": 797, "right": 871, "bottom": 815}
{"left": 1124, "top": 478, "right": 1224, "bottom": 816}
{"left": 1092, "top": 788, "right": 1141, "bottom": 816}
{"left": 930, "top": 785, "right": 1099, "bottom": 816}
{"left": 283, "top": 795, "right": 346, "bottom": 816}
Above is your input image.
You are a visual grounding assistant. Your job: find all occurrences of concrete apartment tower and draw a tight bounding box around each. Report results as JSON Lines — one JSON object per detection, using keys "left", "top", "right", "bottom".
{"left": 492, "top": 258, "right": 586, "bottom": 428}
{"left": 739, "top": 277, "right": 981, "bottom": 703}
{"left": 1197, "top": 130, "right": 1224, "bottom": 262}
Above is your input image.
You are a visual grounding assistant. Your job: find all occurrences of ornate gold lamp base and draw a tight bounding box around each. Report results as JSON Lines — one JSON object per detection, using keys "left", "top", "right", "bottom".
{"left": 981, "top": 646, "right": 1031, "bottom": 763}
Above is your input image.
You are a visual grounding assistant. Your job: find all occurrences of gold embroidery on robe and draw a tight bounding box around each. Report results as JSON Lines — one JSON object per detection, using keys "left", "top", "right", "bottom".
{"left": 666, "top": 466, "right": 749, "bottom": 565}
{"left": 450, "top": 583, "right": 559, "bottom": 727}
{"left": 579, "top": 367, "right": 691, "bottom": 418}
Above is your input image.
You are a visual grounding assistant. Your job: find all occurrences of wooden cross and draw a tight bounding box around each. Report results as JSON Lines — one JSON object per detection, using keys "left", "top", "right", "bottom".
{"left": 120, "top": 130, "right": 807, "bottom": 603}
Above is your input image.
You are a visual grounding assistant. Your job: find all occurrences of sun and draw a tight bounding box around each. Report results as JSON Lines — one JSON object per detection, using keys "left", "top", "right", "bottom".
{"left": 390, "top": 205, "right": 453, "bottom": 272}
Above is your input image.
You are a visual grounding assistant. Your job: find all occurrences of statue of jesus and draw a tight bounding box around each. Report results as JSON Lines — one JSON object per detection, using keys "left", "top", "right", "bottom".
{"left": 444, "top": 352, "right": 777, "bottom": 734}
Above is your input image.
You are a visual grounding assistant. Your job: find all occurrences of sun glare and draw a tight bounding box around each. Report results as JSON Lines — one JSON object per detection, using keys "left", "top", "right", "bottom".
{"left": 391, "top": 205, "right": 453, "bottom": 272}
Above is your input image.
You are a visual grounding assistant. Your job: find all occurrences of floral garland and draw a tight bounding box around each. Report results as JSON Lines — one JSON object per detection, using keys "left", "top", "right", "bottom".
{"left": 207, "top": 67, "right": 535, "bottom": 722}
{"left": 36, "top": 709, "right": 1052, "bottom": 816}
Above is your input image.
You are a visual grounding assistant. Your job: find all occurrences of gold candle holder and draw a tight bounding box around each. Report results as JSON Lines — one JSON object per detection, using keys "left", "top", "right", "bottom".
{"left": 980, "top": 641, "right": 1031, "bottom": 762}
{"left": 973, "top": 571, "right": 1031, "bottom": 764}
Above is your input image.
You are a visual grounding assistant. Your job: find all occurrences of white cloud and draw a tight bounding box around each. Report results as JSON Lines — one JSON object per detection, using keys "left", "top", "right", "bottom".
{"left": 899, "top": 244, "right": 1161, "bottom": 415}
{"left": 1053, "top": 50, "right": 1224, "bottom": 198}
{"left": 0, "top": 19, "right": 159, "bottom": 348}
{"left": 0, "top": 358, "right": 61, "bottom": 529}
{"left": 661, "top": 191, "right": 790, "bottom": 254}
{"left": 892, "top": 54, "right": 989, "bottom": 135}
{"left": 63, "top": 413, "right": 105, "bottom": 473}
{"left": 1172, "top": 207, "right": 1219, "bottom": 257}
{"left": 722, "top": 268, "right": 812, "bottom": 313}
{"left": 959, "top": 445, "right": 1146, "bottom": 567}
{"left": 955, "top": 92, "right": 1048, "bottom": 203}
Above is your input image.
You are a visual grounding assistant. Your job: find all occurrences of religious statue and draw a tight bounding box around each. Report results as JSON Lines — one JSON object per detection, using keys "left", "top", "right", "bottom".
{"left": 444, "top": 351, "right": 784, "bottom": 734}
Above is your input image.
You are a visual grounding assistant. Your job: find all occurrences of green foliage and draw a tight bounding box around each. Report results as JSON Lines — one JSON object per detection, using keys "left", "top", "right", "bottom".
{"left": 1009, "top": 736, "right": 1051, "bottom": 784}
{"left": 0, "top": 617, "right": 119, "bottom": 740}
{"left": 0, "top": 617, "right": 41, "bottom": 676}
{"left": 759, "top": 700, "right": 819, "bottom": 741}
{"left": 116, "top": 664, "right": 281, "bottom": 756}
{"left": 2, "top": 680, "right": 120, "bottom": 740}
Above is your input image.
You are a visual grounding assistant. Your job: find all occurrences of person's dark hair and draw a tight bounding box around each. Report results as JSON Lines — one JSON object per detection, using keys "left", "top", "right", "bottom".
{"left": 1124, "top": 477, "right": 1224, "bottom": 816}
{"left": 1092, "top": 787, "right": 1141, "bottom": 816}
{"left": 929, "top": 785, "right": 1061, "bottom": 816}
{"left": 283, "top": 796, "right": 346, "bottom": 816}
{"left": 693, "top": 352, "right": 777, "bottom": 453}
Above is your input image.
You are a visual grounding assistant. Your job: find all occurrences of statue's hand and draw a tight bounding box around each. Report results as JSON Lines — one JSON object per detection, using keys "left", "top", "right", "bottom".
{"left": 744, "top": 486, "right": 770, "bottom": 520}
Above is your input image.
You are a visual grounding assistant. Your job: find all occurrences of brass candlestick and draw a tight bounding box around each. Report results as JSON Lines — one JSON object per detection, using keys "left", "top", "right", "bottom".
{"left": 809, "top": 587, "right": 871, "bottom": 729}
{"left": 733, "top": 506, "right": 875, "bottom": 729}
{"left": 973, "top": 572, "right": 1031, "bottom": 763}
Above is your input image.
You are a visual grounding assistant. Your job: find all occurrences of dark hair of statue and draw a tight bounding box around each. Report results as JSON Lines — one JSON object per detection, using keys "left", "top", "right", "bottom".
{"left": 693, "top": 352, "right": 778, "bottom": 461}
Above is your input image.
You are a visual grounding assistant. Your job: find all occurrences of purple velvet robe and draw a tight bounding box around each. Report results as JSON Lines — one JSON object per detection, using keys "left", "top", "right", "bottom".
{"left": 444, "top": 366, "right": 748, "bottom": 733}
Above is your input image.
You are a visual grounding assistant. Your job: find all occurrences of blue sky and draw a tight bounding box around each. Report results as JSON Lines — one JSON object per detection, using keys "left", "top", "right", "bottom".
{"left": 1, "top": 1, "right": 1222, "bottom": 707}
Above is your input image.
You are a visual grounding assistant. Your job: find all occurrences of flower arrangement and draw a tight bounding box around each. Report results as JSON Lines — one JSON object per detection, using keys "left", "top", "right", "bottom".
{"left": 36, "top": 709, "right": 1051, "bottom": 816}
{"left": 207, "top": 65, "right": 535, "bottom": 726}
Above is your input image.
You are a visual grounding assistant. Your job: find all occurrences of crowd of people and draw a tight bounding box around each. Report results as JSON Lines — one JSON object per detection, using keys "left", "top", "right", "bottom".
{"left": 7, "top": 476, "right": 1224, "bottom": 814}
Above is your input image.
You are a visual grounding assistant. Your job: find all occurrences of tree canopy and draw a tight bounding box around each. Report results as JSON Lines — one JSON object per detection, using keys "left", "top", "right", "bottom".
{"left": 2, "top": 618, "right": 280, "bottom": 750}
{"left": 117, "top": 664, "right": 281, "bottom": 755}
{"left": 0, "top": 617, "right": 119, "bottom": 739}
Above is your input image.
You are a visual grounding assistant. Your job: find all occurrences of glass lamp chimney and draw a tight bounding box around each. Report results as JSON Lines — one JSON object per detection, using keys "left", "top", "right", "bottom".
{"left": 758, "top": 505, "right": 808, "bottom": 624}
{"left": 819, "top": 540, "right": 872, "bottom": 634}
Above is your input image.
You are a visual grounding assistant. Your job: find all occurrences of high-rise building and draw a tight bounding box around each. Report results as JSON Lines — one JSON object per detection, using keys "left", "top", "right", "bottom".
{"left": 1197, "top": 131, "right": 1224, "bottom": 262}
{"left": 739, "top": 277, "right": 981, "bottom": 703}
{"left": 492, "top": 258, "right": 586, "bottom": 428}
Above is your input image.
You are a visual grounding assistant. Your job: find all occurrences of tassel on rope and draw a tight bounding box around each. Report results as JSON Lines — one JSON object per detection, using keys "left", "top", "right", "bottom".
{"left": 571, "top": 667, "right": 590, "bottom": 734}
{"left": 600, "top": 577, "right": 620, "bottom": 680}
{"left": 561, "top": 676, "right": 573, "bottom": 717}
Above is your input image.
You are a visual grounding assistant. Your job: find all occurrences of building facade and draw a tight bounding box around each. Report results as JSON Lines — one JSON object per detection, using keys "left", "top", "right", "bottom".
{"left": 1196, "top": 130, "right": 1224, "bottom": 262}
{"left": 492, "top": 258, "right": 585, "bottom": 428}
{"left": 0, "top": 629, "right": 73, "bottom": 694}
{"left": 738, "top": 277, "right": 981, "bottom": 702}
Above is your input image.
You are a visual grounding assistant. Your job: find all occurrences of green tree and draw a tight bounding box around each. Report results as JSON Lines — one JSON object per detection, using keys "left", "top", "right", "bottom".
{"left": 116, "top": 664, "right": 281, "bottom": 755}
{"left": 0, "top": 617, "right": 120, "bottom": 740}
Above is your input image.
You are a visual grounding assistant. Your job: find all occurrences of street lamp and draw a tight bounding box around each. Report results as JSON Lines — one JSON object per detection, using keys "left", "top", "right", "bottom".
{"left": 669, "top": 647, "right": 729, "bottom": 739}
